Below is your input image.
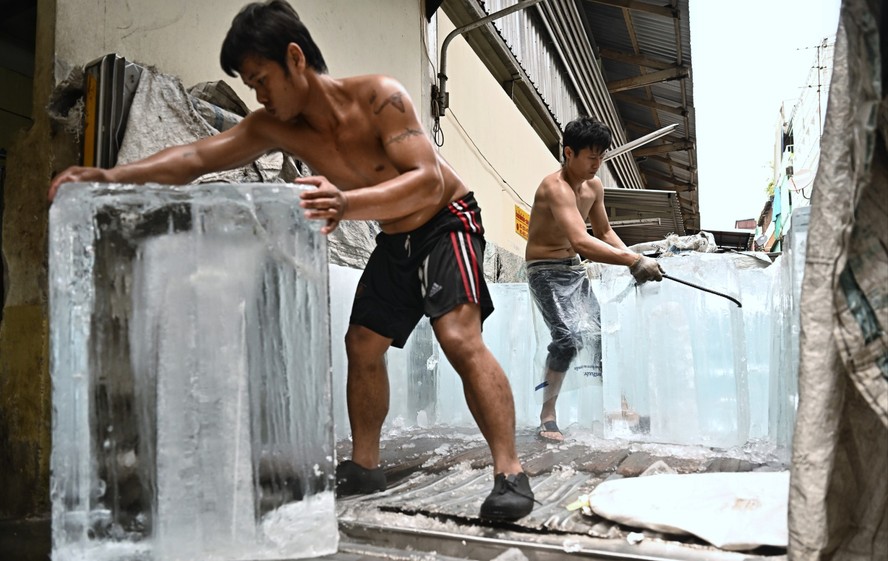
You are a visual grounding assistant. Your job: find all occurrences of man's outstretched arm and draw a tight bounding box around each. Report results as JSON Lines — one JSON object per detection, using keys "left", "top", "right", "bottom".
{"left": 48, "top": 111, "right": 276, "bottom": 201}
{"left": 585, "top": 180, "right": 661, "bottom": 282}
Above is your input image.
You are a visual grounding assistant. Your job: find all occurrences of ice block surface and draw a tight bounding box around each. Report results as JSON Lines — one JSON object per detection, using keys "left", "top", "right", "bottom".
{"left": 50, "top": 182, "right": 337, "bottom": 561}
{"left": 329, "top": 247, "right": 800, "bottom": 452}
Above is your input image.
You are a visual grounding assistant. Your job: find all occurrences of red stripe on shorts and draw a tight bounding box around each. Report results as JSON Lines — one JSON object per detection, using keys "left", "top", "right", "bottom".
{"left": 450, "top": 231, "right": 477, "bottom": 302}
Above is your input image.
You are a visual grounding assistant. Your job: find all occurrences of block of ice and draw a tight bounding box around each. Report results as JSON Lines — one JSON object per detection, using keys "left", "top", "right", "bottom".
{"left": 597, "top": 253, "right": 785, "bottom": 448}
{"left": 50, "top": 182, "right": 337, "bottom": 561}
{"left": 768, "top": 207, "right": 808, "bottom": 447}
{"left": 435, "top": 283, "right": 542, "bottom": 427}
{"left": 328, "top": 248, "right": 799, "bottom": 451}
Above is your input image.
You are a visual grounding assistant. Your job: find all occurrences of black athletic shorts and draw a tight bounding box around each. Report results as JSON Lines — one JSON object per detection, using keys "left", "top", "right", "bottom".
{"left": 350, "top": 192, "right": 494, "bottom": 348}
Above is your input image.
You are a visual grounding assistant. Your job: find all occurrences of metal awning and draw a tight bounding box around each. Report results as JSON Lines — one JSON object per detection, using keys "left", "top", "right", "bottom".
{"left": 573, "top": 0, "right": 699, "bottom": 231}
{"left": 437, "top": 0, "right": 699, "bottom": 238}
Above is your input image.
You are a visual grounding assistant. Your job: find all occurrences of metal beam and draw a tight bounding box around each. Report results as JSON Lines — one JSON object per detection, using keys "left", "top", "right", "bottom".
{"left": 632, "top": 139, "right": 694, "bottom": 157}
{"left": 606, "top": 66, "right": 689, "bottom": 93}
{"left": 612, "top": 93, "right": 687, "bottom": 116}
{"left": 580, "top": 0, "right": 677, "bottom": 18}
{"left": 643, "top": 167, "right": 691, "bottom": 185}
{"left": 598, "top": 48, "right": 673, "bottom": 70}
{"left": 647, "top": 154, "right": 696, "bottom": 173}
{"left": 611, "top": 217, "right": 662, "bottom": 227}
{"left": 604, "top": 123, "right": 677, "bottom": 161}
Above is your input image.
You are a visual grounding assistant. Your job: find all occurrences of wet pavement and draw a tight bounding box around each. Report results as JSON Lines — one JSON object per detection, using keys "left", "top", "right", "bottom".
{"left": 336, "top": 425, "right": 790, "bottom": 560}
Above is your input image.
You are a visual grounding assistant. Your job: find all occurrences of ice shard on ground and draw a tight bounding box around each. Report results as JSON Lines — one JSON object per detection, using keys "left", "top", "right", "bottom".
{"left": 50, "top": 182, "right": 336, "bottom": 561}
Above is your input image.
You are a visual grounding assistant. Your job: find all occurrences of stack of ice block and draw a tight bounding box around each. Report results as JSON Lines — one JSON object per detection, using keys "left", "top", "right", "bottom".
{"left": 49, "top": 183, "right": 337, "bottom": 561}
{"left": 328, "top": 266, "right": 602, "bottom": 436}
{"left": 596, "top": 252, "right": 790, "bottom": 448}
{"left": 769, "top": 207, "right": 810, "bottom": 447}
{"left": 327, "top": 247, "right": 801, "bottom": 450}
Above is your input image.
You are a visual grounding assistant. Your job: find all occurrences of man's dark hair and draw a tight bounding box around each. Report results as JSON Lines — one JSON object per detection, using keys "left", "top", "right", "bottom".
{"left": 562, "top": 117, "right": 612, "bottom": 160}
{"left": 221, "top": 0, "right": 328, "bottom": 77}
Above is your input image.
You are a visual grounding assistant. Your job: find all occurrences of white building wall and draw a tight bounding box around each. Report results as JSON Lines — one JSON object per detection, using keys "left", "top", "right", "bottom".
{"left": 435, "top": 15, "right": 558, "bottom": 257}
{"left": 53, "top": 1, "right": 424, "bottom": 114}
{"left": 788, "top": 39, "right": 834, "bottom": 205}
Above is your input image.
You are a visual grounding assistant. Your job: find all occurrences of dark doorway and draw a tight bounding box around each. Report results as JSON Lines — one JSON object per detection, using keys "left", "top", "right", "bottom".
{"left": 0, "top": 0, "right": 37, "bottom": 319}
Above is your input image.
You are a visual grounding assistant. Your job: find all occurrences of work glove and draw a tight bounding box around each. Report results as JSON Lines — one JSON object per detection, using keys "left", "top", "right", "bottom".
{"left": 629, "top": 255, "right": 663, "bottom": 284}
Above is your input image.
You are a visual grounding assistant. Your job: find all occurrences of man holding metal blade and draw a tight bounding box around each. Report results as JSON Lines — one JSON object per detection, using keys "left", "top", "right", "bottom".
{"left": 524, "top": 116, "right": 662, "bottom": 443}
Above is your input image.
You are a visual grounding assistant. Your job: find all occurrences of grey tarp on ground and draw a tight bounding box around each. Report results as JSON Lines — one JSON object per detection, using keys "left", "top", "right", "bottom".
{"left": 789, "top": 0, "right": 888, "bottom": 559}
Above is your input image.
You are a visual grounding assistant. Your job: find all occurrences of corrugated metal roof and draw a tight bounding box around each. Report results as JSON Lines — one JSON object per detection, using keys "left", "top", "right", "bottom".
{"left": 439, "top": 0, "right": 698, "bottom": 236}
{"left": 577, "top": 0, "right": 699, "bottom": 230}
{"left": 482, "top": 0, "right": 647, "bottom": 189}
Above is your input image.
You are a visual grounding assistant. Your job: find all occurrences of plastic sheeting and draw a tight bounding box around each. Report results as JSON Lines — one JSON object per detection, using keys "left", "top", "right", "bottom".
{"left": 526, "top": 258, "right": 602, "bottom": 402}
{"left": 788, "top": 0, "right": 888, "bottom": 558}
{"left": 588, "top": 471, "right": 790, "bottom": 551}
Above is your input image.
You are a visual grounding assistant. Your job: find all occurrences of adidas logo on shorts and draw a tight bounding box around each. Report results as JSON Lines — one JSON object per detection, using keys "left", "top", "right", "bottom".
{"left": 428, "top": 282, "right": 443, "bottom": 298}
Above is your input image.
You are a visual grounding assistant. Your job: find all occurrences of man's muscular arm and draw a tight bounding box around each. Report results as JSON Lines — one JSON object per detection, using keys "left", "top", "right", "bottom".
{"left": 585, "top": 178, "right": 661, "bottom": 281}
{"left": 586, "top": 178, "right": 628, "bottom": 251}
{"left": 48, "top": 111, "right": 277, "bottom": 201}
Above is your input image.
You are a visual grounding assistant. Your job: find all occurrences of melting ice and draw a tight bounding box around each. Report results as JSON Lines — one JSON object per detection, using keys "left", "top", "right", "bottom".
{"left": 49, "top": 183, "right": 337, "bottom": 561}
{"left": 330, "top": 239, "right": 805, "bottom": 452}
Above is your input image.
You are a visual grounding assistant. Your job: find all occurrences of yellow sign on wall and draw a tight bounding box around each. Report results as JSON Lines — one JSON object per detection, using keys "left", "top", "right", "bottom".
{"left": 515, "top": 205, "right": 530, "bottom": 240}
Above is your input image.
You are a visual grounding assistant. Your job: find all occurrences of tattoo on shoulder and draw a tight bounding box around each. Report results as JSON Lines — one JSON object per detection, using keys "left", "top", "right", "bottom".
{"left": 374, "top": 92, "right": 406, "bottom": 115}
{"left": 385, "top": 128, "right": 423, "bottom": 145}
{"left": 369, "top": 90, "right": 377, "bottom": 105}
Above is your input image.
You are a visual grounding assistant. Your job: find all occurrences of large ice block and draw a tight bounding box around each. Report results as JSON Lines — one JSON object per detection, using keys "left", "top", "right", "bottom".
{"left": 597, "top": 253, "right": 780, "bottom": 448}
{"left": 50, "top": 183, "right": 337, "bottom": 561}
{"left": 328, "top": 268, "right": 598, "bottom": 432}
{"left": 434, "top": 283, "right": 540, "bottom": 427}
{"left": 768, "top": 207, "right": 809, "bottom": 447}
{"left": 328, "top": 249, "right": 798, "bottom": 451}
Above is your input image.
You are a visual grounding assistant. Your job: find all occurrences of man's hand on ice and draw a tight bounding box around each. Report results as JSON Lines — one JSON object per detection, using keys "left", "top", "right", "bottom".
{"left": 629, "top": 255, "right": 663, "bottom": 284}
{"left": 297, "top": 175, "right": 349, "bottom": 234}
{"left": 48, "top": 166, "right": 112, "bottom": 202}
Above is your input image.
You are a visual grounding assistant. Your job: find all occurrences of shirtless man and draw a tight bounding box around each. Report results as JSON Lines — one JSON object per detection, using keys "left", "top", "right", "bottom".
{"left": 524, "top": 117, "right": 662, "bottom": 442}
{"left": 49, "top": 0, "right": 534, "bottom": 520}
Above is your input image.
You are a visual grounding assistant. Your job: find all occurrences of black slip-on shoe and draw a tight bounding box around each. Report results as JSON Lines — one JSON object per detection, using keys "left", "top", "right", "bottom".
{"left": 479, "top": 472, "right": 535, "bottom": 520}
{"left": 335, "top": 460, "right": 387, "bottom": 497}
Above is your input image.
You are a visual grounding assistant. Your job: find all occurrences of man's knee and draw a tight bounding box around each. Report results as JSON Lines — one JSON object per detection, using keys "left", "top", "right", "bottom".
{"left": 436, "top": 326, "right": 482, "bottom": 360}
{"left": 546, "top": 339, "right": 579, "bottom": 372}
{"left": 432, "top": 304, "right": 483, "bottom": 354}
{"left": 345, "top": 324, "right": 390, "bottom": 363}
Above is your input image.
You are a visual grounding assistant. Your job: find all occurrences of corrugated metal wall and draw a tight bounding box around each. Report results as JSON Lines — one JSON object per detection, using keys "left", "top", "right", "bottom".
{"left": 483, "top": 0, "right": 643, "bottom": 189}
